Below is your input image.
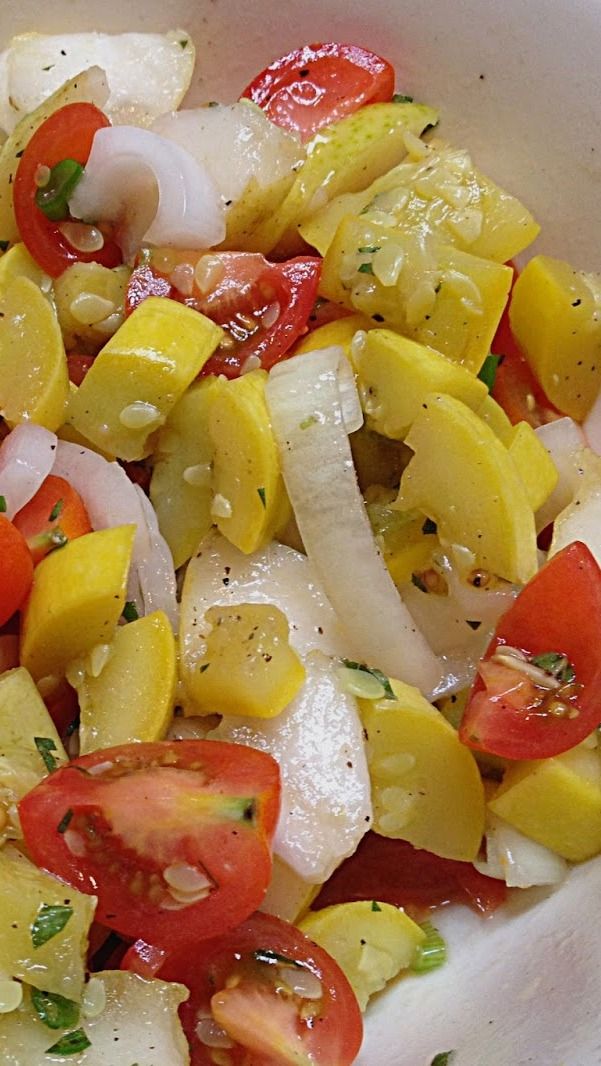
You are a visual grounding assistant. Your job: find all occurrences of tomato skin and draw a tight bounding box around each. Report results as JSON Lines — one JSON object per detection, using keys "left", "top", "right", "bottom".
{"left": 0, "top": 516, "right": 34, "bottom": 626}
{"left": 124, "top": 912, "right": 363, "bottom": 1066}
{"left": 14, "top": 102, "right": 122, "bottom": 278}
{"left": 13, "top": 474, "right": 92, "bottom": 563}
{"left": 67, "top": 353, "right": 96, "bottom": 387}
{"left": 19, "top": 741, "right": 281, "bottom": 948}
{"left": 460, "top": 542, "right": 601, "bottom": 760}
{"left": 42, "top": 677, "right": 80, "bottom": 737}
{"left": 242, "top": 42, "right": 395, "bottom": 141}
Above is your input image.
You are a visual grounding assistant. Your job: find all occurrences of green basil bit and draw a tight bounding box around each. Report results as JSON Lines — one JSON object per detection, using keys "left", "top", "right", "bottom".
{"left": 0, "top": 495, "right": 6, "bottom": 512}
{"left": 31, "top": 988, "right": 80, "bottom": 1030}
{"left": 34, "top": 158, "right": 84, "bottom": 222}
{"left": 341, "top": 659, "right": 396, "bottom": 699}
{"left": 48, "top": 498, "right": 65, "bottom": 522}
{"left": 252, "top": 948, "right": 300, "bottom": 967}
{"left": 122, "top": 600, "right": 139, "bottom": 623}
{"left": 358, "top": 245, "right": 381, "bottom": 254}
{"left": 357, "top": 262, "right": 374, "bottom": 275}
{"left": 31, "top": 903, "right": 74, "bottom": 948}
{"left": 34, "top": 736, "right": 58, "bottom": 773}
{"left": 393, "top": 92, "right": 414, "bottom": 103}
{"left": 257, "top": 486, "right": 266, "bottom": 508}
{"left": 371, "top": 900, "right": 382, "bottom": 912}
{"left": 45, "top": 1029, "right": 91, "bottom": 1056}
{"left": 477, "top": 353, "right": 502, "bottom": 392}
{"left": 530, "top": 651, "right": 574, "bottom": 683}
{"left": 57, "top": 809, "right": 73, "bottom": 834}
{"left": 431, "top": 1053, "right": 455, "bottom": 1066}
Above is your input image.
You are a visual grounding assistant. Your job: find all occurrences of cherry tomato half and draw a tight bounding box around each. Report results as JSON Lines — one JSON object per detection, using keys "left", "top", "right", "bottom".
{"left": 241, "top": 42, "right": 395, "bottom": 141}
{"left": 19, "top": 741, "right": 281, "bottom": 948}
{"left": 13, "top": 474, "right": 92, "bottom": 564}
{"left": 0, "top": 515, "right": 33, "bottom": 626}
{"left": 124, "top": 912, "right": 363, "bottom": 1066}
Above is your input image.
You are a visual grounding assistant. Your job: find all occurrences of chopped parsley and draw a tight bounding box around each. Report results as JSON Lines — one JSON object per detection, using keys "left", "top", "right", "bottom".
{"left": 122, "top": 600, "right": 139, "bottom": 623}
{"left": 393, "top": 92, "right": 414, "bottom": 103}
{"left": 431, "top": 1054, "right": 455, "bottom": 1066}
{"left": 31, "top": 903, "right": 74, "bottom": 948}
{"left": 45, "top": 1029, "right": 91, "bottom": 1056}
{"left": 477, "top": 353, "right": 503, "bottom": 392}
{"left": 357, "top": 262, "right": 374, "bottom": 275}
{"left": 341, "top": 659, "right": 395, "bottom": 699}
{"left": 48, "top": 498, "right": 64, "bottom": 522}
{"left": 371, "top": 900, "right": 382, "bottom": 912}
{"left": 531, "top": 651, "right": 575, "bottom": 683}
{"left": 34, "top": 736, "right": 59, "bottom": 773}
{"left": 0, "top": 495, "right": 6, "bottom": 512}
{"left": 299, "top": 414, "right": 318, "bottom": 430}
{"left": 358, "top": 245, "right": 381, "bottom": 254}
{"left": 31, "top": 988, "right": 80, "bottom": 1030}
{"left": 257, "top": 486, "right": 266, "bottom": 508}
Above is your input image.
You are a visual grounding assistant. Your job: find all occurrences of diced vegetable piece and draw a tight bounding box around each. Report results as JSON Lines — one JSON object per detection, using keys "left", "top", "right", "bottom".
{"left": 299, "top": 901, "right": 425, "bottom": 1010}
{"left": 150, "top": 378, "right": 219, "bottom": 570}
{"left": 320, "top": 217, "right": 512, "bottom": 372}
{"left": 184, "top": 602, "right": 305, "bottom": 719}
{"left": 54, "top": 262, "right": 130, "bottom": 350}
{"left": 476, "top": 392, "right": 513, "bottom": 443}
{"left": 360, "top": 679, "right": 485, "bottom": 861}
{"left": 0, "top": 242, "right": 50, "bottom": 294}
{"left": 396, "top": 393, "right": 537, "bottom": 583}
{"left": 75, "top": 611, "right": 176, "bottom": 754}
{"left": 505, "top": 421, "right": 558, "bottom": 512}
{"left": 292, "top": 312, "right": 371, "bottom": 358}
{"left": 365, "top": 493, "right": 437, "bottom": 586}
{"left": 250, "top": 101, "right": 439, "bottom": 255}
{"left": 209, "top": 369, "right": 290, "bottom": 553}
{"left": 20, "top": 525, "right": 135, "bottom": 681}
{"left": 0, "top": 276, "right": 68, "bottom": 431}
{"left": 355, "top": 328, "right": 487, "bottom": 439}
{"left": 0, "top": 845, "right": 95, "bottom": 999}
{"left": 0, "top": 970, "right": 189, "bottom": 1065}
{"left": 259, "top": 857, "right": 320, "bottom": 923}
{"left": 68, "top": 297, "right": 223, "bottom": 459}
{"left": 509, "top": 255, "right": 601, "bottom": 420}
{"left": 550, "top": 448, "right": 601, "bottom": 565}
{"left": 488, "top": 746, "right": 601, "bottom": 861}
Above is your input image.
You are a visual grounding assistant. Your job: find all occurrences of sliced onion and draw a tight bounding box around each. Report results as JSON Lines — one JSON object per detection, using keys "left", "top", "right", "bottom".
{"left": 549, "top": 446, "right": 601, "bottom": 565}
{"left": 0, "top": 424, "right": 58, "bottom": 518}
{"left": 474, "top": 814, "right": 568, "bottom": 888}
{"left": 69, "top": 126, "right": 226, "bottom": 260}
{"left": 265, "top": 349, "right": 443, "bottom": 695}
{"left": 134, "top": 486, "right": 178, "bottom": 629}
{"left": 535, "top": 417, "right": 586, "bottom": 532}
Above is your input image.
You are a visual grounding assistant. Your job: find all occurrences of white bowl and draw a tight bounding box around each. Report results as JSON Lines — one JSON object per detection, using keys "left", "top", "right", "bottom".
{"left": 4, "top": 2, "right": 601, "bottom": 1063}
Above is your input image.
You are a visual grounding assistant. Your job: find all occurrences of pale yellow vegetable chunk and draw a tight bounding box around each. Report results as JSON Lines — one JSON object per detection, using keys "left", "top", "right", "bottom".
{"left": 510, "top": 254, "right": 601, "bottom": 420}
{"left": 355, "top": 328, "right": 487, "bottom": 439}
{"left": 150, "top": 378, "right": 220, "bottom": 569}
{"left": 360, "top": 679, "right": 485, "bottom": 861}
{"left": 260, "top": 857, "right": 320, "bottom": 924}
{"left": 0, "top": 845, "right": 95, "bottom": 1000}
{"left": 76, "top": 611, "right": 176, "bottom": 754}
{"left": 0, "top": 668, "right": 68, "bottom": 821}
{"left": 489, "top": 746, "right": 601, "bottom": 862}
{"left": 184, "top": 602, "right": 305, "bottom": 718}
{"left": 54, "top": 262, "right": 131, "bottom": 350}
{"left": 476, "top": 392, "right": 513, "bottom": 444}
{"left": 209, "top": 369, "right": 290, "bottom": 554}
{"left": 68, "top": 297, "right": 223, "bottom": 460}
{"left": 505, "top": 421, "right": 558, "bottom": 513}
{"left": 396, "top": 393, "right": 538, "bottom": 583}
{"left": 21, "top": 525, "right": 135, "bottom": 681}
{"left": 0, "top": 276, "right": 68, "bottom": 430}
{"left": 300, "top": 901, "right": 425, "bottom": 1011}
{"left": 292, "top": 313, "right": 372, "bottom": 358}
{"left": 365, "top": 491, "right": 437, "bottom": 587}
{"left": 0, "top": 242, "right": 50, "bottom": 294}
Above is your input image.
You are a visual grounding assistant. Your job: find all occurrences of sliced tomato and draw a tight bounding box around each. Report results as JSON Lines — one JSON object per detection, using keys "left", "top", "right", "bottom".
{"left": 312, "top": 832, "right": 506, "bottom": 922}
{"left": 460, "top": 541, "right": 601, "bottom": 760}
{"left": 67, "top": 353, "right": 96, "bottom": 387}
{"left": 0, "top": 515, "right": 34, "bottom": 626}
{"left": 19, "top": 741, "right": 281, "bottom": 948}
{"left": 241, "top": 42, "right": 395, "bottom": 141}
{"left": 126, "top": 249, "right": 321, "bottom": 379}
{"left": 14, "top": 102, "right": 122, "bottom": 277}
{"left": 42, "top": 677, "right": 80, "bottom": 738}
{"left": 13, "top": 474, "right": 92, "bottom": 564}
{"left": 124, "top": 912, "right": 363, "bottom": 1066}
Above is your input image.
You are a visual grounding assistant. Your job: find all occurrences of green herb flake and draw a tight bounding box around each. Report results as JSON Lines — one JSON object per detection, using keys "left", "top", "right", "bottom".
{"left": 531, "top": 651, "right": 575, "bottom": 683}
{"left": 299, "top": 414, "right": 318, "bottom": 430}
{"left": 0, "top": 495, "right": 6, "bottom": 513}
{"left": 431, "top": 1053, "right": 455, "bottom": 1066}
{"left": 393, "top": 92, "right": 414, "bottom": 103}
{"left": 341, "top": 659, "right": 396, "bottom": 699}
{"left": 358, "top": 245, "right": 381, "bottom": 254}
{"left": 477, "top": 353, "right": 502, "bottom": 392}
{"left": 48, "top": 498, "right": 64, "bottom": 522}
{"left": 257, "top": 486, "right": 266, "bottom": 508}
{"left": 422, "top": 517, "right": 437, "bottom": 535}
{"left": 34, "top": 158, "right": 84, "bottom": 222}
{"left": 57, "top": 809, "right": 73, "bottom": 834}
{"left": 413, "top": 921, "right": 447, "bottom": 973}
{"left": 179, "top": 38, "right": 188, "bottom": 48}
{"left": 34, "top": 736, "right": 58, "bottom": 773}
{"left": 31, "top": 988, "right": 80, "bottom": 1030}
{"left": 357, "top": 262, "right": 374, "bottom": 275}
{"left": 45, "top": 1029, "right": 91, "bottom": 1056}
{"left": 31, "top": 903, "right": 74, "bottom": 948}
{"left": 411, "top": 572, "right": 428, "bottom": 593}
{"left": 371, "top": 900, "right": 382, "bottom": 912}
{"left": 122, "top": 600, "right": 139, "bottom": 623}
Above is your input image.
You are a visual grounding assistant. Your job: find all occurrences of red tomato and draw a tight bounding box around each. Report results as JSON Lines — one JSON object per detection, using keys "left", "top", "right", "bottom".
{"left": 14, "top": 102, "right": 122, "bottom": 277}
{"left": 42, "top": 678, "right": 80, "bottom": 738}
{"left": 123, "top": 913, "right": 363, "bottom": 1066}
{"left": 241, "top": 42, "right": 395, "bottom": 141}
{"left": 460, "top": 542, "right": 601, "bottom": 760}
{"left": 126, "top": 250, "right": 321, "bottom": 379}
{"left": 19, "top": 741, "right": 281, "bottom": 948}
{"left": 13, "top": 474, "right": 92, "bottom": 564}
{"left": 0, "top": 515, "right": 34, "bottom": 626}
{"left": 313, "top": 833, "right": 506, "bottom": 921}
{"left": 67, "top": 353, "right": 96, "bottom": 387}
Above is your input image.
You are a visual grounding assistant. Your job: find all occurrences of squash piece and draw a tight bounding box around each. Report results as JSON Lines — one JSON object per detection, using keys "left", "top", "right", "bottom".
{"left": 20, "top": 525, "right": 135, "bottom": 681}
{"left": 476, "top": 392, "right": 513, "bottom": 444}
{"left": 292, "top": 313, "right": 371, "bottom": 358}
{"left": 505, "top": 421, "right": 558, "bottom": 513}
{"left": 54, "top": 261, "right": 131, "bottom": 351}
{"left": 260, "top": 857, "right": 320, "bottom": 924}
{"left": 0, "top": 242, "right": 50, "bottom": 294}
{"left": 396, "top": 393, "right": 538, "bottom": 584}
{"left": 0, "top": 276, "right": 68, "bottom": 430}
{"left": 360, "top": 679, "right": 485, "bottom": 861}
{"left": 366, "top": 492, "right": 437, "bottom": 586}
{"left": 68, "top": 297, "right": 223, "bottom": 459}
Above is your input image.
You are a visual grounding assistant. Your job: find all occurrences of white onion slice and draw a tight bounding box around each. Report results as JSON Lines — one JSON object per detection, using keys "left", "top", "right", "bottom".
{"left": 69, "top": 126, "right": 226, "bottom": 259}
{"left": 474, "top": 814, "right": 568, "bottom": 888}
{"left": 535, "top": 417, "right": 586, "bottom": 532}
{"left": 266, "top": 349, "right": 442, "bottom": 695}
{"left": 134, "top": 485, "right": 178, "bottom": 629}
{"left": 549, "top": 446, "right": 601, "bottom": 566}
{"left": 583, "top": 384, "right": 601, "bottom": 456}
{"left": 0, "top": 424, "right": 58, "bottom": 518}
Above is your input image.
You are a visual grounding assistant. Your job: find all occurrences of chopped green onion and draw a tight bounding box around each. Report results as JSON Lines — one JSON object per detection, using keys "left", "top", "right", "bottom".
{"left": 34, "top": 158, "right": 84, "bottom": 222}
{"left": 34, "top": 736, "right": 58, "bottom": 773}
{"left": 299, "top": 415, "right": 318, "bottom": 430}
{"left": 477, "top": 353, "right": 502, "bottom": 392}
{"left": 45, "top": 1029, "right": 91, "bottom": 1056}
{"left": 122, "top": 600, "right": 139, "bottom": 623}
{"left": 57, "top": 809, "right": 73, "bottom": 834}
{"left": 412, "top": 921, "right": 447, "bottom": 973}
{"left": 0, "top": 495, "right": 6, "bottom": 512}
{"left": 421, "top": 517, "right": 437, "bottom": 535}
{"left": 431, "top": 1053, "right": 455, "bottom": 1066}
{"left": 531, "top": 651, "right": 575, "bottom": 683}
{"left": 31, "top": 988, "right": 80, "bottom": 1030}
{"left": 358, "top": 245, "right": 381, "bottom": 254}
{"left": 393, "top": 92, "right": 414, "bottom": 103}
{"left": 48, "top": 498, "right": 64, "bottom": 522}
{"left": 341, "top": 659, "right": 396, "bottom": 699}
{"left": 371, "top": 900, "right": 382, "bottom": 912}
{"left": 357, "top": 262, "right": 374, "bottom": 275}
{"left": 257, "top": 486, "right": 266, "bottom": 508}
{"left": 31, "top": 903, "right": 74, "bottom": 948}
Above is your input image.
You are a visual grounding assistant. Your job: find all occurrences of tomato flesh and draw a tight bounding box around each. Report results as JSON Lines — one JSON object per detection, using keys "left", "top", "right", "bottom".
{"left": 460, "top": 541, "right": 601, "bottom": 760}
{"left": 13, "top": 474, "right": 92, "bottom": 564}
{"left": 19, "top": 741, "right": 281, "bottom": 948}
{"left": 241, "top": 42, "right": 395, "bottom": 141}
{"left": 0, "top": 515, "right": 33, "bottom": 625}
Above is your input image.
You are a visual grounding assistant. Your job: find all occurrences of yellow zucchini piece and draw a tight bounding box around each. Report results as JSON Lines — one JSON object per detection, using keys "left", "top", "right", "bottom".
{"left": 20, "top": 525, "right": 135, "bottom": 681}
{"left": 184, "top": 603, "right": 305, "bottom": 718}
{"left": 54, "top": 262, "right": 131, "bottom": 351}
{"left": 75, "top": 611, "right": 176, "bottom": 755}
{"left": 320, "top": 217, "right": 512, "bottom": 372}
{"left": 366, "top": 491, "right": 437, "bottom": 586}
{"left": 68, "top": 297, "right": 223, "bottom": 460}
{"left": 0, "top": 845, "right": 95, "bottom": 999}
{"left": 150, "top": 379, "right": 220, "bottom": 569}
{"left": 299, "top": 901, "right": 425, "bottom": 1011}
{"left": 396, "top": 393, "right": 538, "bottom": 583}
{"left": 250, "top": 101, "right": 438, "bottom": 255}
{"left": 488, "top": 747, "right": 601, "bottom": 861}
{"left": 0, "top": 242, "right": 50, "bottom": 294}
{"left": 0, "top": 276, "right": 68, "bottom": 431}
{"left": 292, "top": 313, "right": 371, "bottom": 357}
{"left": 476, "top": 392, "right": 513, "bottom": 444}
{"left": 209, "top": 369, "right": 290, "bottom": 553}
{"left": 260, "top": 857, "right": 320, "bottom": 924}
{"left": 509, "top": 255, "right": 601, "bottom": 420}
{"left": 355, "top": 328, "right": 488, "bottom": 439}
{"left": 360, "top": 679, "right": 485, "bottom": 861}
{"left": 505, "top": 421, "right": 558, "bottom": 512}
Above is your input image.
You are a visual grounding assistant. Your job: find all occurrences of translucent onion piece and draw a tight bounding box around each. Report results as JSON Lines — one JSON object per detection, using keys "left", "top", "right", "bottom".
{"left": 266, "top": 349, "right": 443, "bottom": 695}
{"left": 535, "top": 417, "right": 586, "bottom": 532}
{"left": 549, "top": 446, "right": 601, "bottom": 567}
{"left": 134, "top": 485, "right": 178, "bottom": 629}
{"left": 0, "top": 424, "right": 57, "bottom": 518}
{"left": 474, "top": 814, "right": 568, "bottom": 888}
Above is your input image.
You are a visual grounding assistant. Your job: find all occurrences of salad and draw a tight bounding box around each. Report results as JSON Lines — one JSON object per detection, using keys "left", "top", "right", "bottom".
{"left": 0, "top": 26, "right": 600, "bottom": 1066}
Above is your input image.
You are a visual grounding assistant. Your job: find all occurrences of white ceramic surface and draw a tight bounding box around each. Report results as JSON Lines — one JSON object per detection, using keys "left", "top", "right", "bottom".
{"left": 2, "top": 2, "right": 601, "bottom": 1063}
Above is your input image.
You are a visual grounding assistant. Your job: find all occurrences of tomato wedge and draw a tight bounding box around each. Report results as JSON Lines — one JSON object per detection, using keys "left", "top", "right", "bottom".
{"left": 13, "top": 474, "right": 92, "bottom": 564}
{"left": 19, "top": 741, "right": 281, "bottom": 948}
{"left": 123, "top": 913, "right": 363, "bottom": 1066}
{"left": 67, "top": 353, "right": 96, "bottom": 387}
{"left": 126, "top": 249, "right": 321, "bottom": 378}
{"left": 241, "top": 42, "right": 395, "bottom": 141}
{"left": 14, "top": 102, "right": 122, "bottom": 277}
{"left": 0, "top": 515, "right": 34, "bottom": 626}
{"left": 460, "top": 542, "right": 601, "bottom": 760}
